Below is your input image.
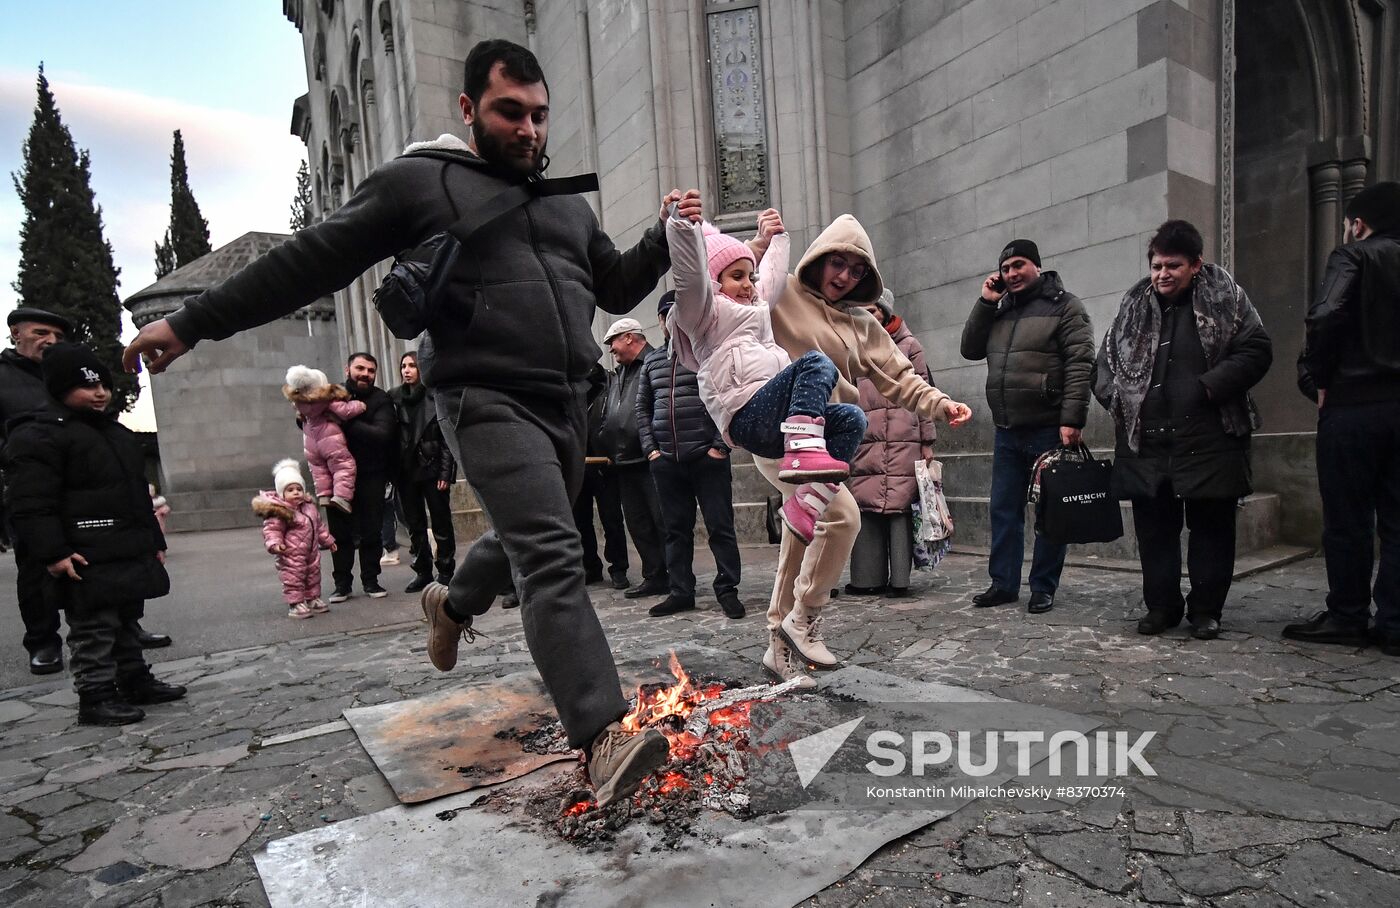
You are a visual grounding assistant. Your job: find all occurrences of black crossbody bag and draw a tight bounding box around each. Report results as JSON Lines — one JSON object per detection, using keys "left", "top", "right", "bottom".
{"left": 373, "top": 166, "right": 599, "bottom": 339}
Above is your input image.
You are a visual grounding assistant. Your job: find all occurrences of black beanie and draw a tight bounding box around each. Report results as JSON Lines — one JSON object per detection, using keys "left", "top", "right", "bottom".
{"left": 999, "top": 239, "right": 1041, "bottom": 269}
{"left": 42, "top": 342, "right": 112, "bottom": 399}
{"left": 657, "top": 289, "right": 677, "bottom": 317}
{"left": 1345, "top": 182, "right": 1400, "bottom": 236}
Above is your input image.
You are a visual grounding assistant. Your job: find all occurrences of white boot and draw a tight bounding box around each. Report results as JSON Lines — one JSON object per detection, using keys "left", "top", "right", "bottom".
{"left": 780, "top": 605, "right": 840, "bottom": 670}
{"left": 762, "top": 631, "right": 817, "bottom": 689}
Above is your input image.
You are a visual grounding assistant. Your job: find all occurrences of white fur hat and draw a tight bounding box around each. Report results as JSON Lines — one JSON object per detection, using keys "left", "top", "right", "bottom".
{"left": 272, "top": 458, "right": 306, "bottom": 498}
{"left": 285, "top": 364, "right": 330, "bottom": 393}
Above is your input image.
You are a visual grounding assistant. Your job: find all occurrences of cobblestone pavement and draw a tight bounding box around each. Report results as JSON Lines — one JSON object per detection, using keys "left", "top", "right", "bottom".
{"left": 1, "top": 546, "right": 1397, "bottom": 907}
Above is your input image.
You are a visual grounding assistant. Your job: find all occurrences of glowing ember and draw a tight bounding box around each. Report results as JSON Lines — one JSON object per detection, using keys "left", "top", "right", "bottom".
{"left": 658, "top": 771, "right": 691, "bottom": 795}
{"left": 562, "top": 798, "right": 594, "bottom": 817}
{"left": 620, "top": 651, "right": 726, "bottom": 755}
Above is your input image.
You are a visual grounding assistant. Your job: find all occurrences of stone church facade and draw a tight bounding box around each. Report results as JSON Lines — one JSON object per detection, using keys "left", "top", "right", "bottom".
{"left": 283, "top": 0, "right": 1397, "bottom": 548}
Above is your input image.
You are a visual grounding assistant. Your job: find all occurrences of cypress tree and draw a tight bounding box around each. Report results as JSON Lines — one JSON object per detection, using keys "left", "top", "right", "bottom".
{"left": 290, "top": 160, "right": 314, "bottom": 232}
{"left": 160, "top": 129, "right": 211, "bottom": 272}
{"left": 11, "top": 66, "right": 138, "bottom": 412}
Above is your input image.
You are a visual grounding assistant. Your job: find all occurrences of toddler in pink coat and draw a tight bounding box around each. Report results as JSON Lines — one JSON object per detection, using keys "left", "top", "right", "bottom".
{"left": 283, "top": 365, "right": 365, "bottom": 512}
{"left": 253, "top": 459, "right": 336, "bottom": 619}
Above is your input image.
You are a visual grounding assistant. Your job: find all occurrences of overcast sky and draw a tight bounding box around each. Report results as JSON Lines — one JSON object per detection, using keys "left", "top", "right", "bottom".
{"left": 0, "top": 2, "right": 310, "bottom": 429}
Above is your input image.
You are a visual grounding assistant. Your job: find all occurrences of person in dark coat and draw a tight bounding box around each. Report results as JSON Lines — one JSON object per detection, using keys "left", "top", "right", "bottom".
{"left": 2, "top": 307, "right": 70, "bottom": 674}
{"left": 1288, "top": 181, "right": 1400, "bottom": 653}
{"left": 961, "top": 239, "right": 1095, "bottom": 614}
{"left": 3, "top": 343, "right": 186, "bottom": 725}
{"left": 637, "top": 292, "right": 745, "bottom": 619}
{"left": 575, "top": 363, "right": 630, "bottom": 589}
{"left": 325, "top": 352, "right": 399, "bottom": 603}
{"left": 124, "top": 40, "right": 687, "bottom": 808}
{"left": 390, "top": 350, "right": 456, "bottom": 593}
{"left": 601, "top": 318, "right": 668, "bottom": 601}
{"left": 848, "top": 290, "right": 938, "bottom": 597}
{"left": 1094, "top": 220, "right": 1273, "bottom": 640}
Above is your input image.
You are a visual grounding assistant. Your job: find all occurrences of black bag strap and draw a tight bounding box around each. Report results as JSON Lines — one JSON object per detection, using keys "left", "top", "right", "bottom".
{"left": 442, "top": 172, "right": 599, "bottom": 246}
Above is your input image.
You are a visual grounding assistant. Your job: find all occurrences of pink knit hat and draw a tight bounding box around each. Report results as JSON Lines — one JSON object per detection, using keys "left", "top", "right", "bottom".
{"left": 703, "top": 222, "right": 755, "bottom": 283}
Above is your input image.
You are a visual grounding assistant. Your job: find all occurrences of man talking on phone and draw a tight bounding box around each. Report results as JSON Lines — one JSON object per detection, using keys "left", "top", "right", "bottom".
{"left": 960, "top": 240, "right": 1095, "bottom": 615}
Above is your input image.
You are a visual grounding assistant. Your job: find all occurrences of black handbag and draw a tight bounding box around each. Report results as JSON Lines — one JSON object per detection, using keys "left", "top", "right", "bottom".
{"left": 373, "top": 169, "right": 600, "bottom": 339}
{"left": 1034, "top": 444, "right": 1124, "bottom": 545}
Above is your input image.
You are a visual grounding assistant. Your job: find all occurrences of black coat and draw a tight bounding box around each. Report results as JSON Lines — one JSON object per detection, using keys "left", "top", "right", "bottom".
{"left": 600, "top": 346, "right": 654, "bottom": 466}
{"left": 0, "top": 349, "right": 48, "bottom": 445}
{"left": 636, "top": 343, "right": 726, "bottom": 462}
{"left": 3, "top": 406, "right": 168, "bottom": 607}
{"left": 165, "top": 136, "right": 671, "bottom": 400}
{"left": 960, "top": 272, "right": 1095, "bottom": 429}
{"left": 344, "top": 384, "right": 398, "bottom": 478}
{"left": 1297, "top": 232, "right": 1400, "bottom": 406}
{"left": 390, "top": 383, "right": 455, "bottom": 484}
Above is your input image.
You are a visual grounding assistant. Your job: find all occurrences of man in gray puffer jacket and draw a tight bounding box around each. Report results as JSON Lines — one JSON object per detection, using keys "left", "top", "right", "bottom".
{"left": 961, "top": 239, "right": 1095, "bottom": 614}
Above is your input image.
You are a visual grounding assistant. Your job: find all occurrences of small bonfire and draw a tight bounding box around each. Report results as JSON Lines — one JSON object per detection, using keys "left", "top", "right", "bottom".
{"left": 483, "top": 652, "right": 809, "bottom": 848}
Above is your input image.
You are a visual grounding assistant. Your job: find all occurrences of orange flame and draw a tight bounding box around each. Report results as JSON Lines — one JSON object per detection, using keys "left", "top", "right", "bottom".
{"left": 620, "top": 651, "right": 725, "bottom": 756}
{"left": 562, "top": 798, "right": 594, "bottom": 817}
{"left": 658, "top": 771, "right": 691, "bottom": 795}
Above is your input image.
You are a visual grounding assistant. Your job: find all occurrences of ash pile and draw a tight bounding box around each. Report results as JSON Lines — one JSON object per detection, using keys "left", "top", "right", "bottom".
{"left": 476, "top": 653, "right": 812, "bottom": 850}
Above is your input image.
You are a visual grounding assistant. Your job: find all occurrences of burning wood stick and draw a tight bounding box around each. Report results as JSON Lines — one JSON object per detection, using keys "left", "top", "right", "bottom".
{"left": 681, "top": 676, "right": 808, "bottom": 738}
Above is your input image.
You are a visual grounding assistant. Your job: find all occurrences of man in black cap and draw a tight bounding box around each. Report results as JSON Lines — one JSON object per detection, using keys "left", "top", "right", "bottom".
{"left": 1290, "top": 182, "right": 1400, "bottom": 654}
{"left": 2, "top": 307, "right": 70, "bottom": 673}
{"left": 961, "top": 239, "right": 1095, "bottom": 615}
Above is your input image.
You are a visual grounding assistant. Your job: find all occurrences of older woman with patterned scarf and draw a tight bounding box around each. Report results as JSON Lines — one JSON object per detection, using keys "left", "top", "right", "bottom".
{"left": 1093, "top": 220, "right": 1272, "bottom": 641}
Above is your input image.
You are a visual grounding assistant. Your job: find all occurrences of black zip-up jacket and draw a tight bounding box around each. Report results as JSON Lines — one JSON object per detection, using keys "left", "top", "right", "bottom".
{"left": 4, "top": 405, "right": 166, "bottom": 571}
{"left": 390, "top": 383, "right": 455, "bottom": 484}
{"left": 636, "top": 343, "right": 727, "bottom": 462}
{"left": 344, "top": 384, "right": 398, "bottom": 478}
{"left": 960, "top": 272, "right": 1095, "bottom": 429}
{"left": 600, "top": 345, "right": 654, "bottom": 466}
{"left": 165, "top": 135, "right": 671, "bottom": 399}
{"left": 0, "top": 349, "right": 47, "bottom": 445}
{"left": 1297, "top": 232, "right": 1400, "bottom": 405}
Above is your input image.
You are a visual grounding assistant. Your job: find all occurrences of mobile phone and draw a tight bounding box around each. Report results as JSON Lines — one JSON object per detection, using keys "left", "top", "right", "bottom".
{"left": 990, "top": 275, "right": 1006, "bottom": 292}
{"left": 667, "top": 201, "right": 681, "bottom": 221}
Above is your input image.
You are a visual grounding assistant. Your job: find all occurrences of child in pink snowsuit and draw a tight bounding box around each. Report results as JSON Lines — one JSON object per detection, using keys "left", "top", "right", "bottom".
{"left": 283, "top": 365, "right": 365, "bottom": 513}
{"left": 254, "top": 459, "right": 336, "bottom": 619}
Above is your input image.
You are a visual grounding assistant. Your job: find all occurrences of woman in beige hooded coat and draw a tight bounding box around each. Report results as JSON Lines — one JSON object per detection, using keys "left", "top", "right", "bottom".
{"left": 751, "top": 212, "right": 973, "bottom": 683}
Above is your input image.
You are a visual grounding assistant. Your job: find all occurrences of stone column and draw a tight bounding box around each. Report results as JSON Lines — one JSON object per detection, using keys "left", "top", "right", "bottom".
{"left": 1309, "top": 160, "right": 1342, "bottom": 285}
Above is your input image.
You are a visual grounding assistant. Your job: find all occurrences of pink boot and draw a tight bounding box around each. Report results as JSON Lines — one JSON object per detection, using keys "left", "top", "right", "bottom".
{"left": 780, "top": 482, "right": 841, "bottom": 545}
{"left": 777, "top": 417, "right": 850, "bottom": 483}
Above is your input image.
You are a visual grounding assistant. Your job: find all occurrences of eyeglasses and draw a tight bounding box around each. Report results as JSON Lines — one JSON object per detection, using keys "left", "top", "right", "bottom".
{"left": 825, "top": 255, "right": 868, "bottom": 281}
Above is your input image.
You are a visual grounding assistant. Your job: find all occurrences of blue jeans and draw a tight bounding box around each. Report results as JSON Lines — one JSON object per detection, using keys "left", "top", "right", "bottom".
{"left": 989, "top": 425, "right": 1067, "bottom": 595}
{"left": 728, "top": 351, "right": 867, "bottom": 463}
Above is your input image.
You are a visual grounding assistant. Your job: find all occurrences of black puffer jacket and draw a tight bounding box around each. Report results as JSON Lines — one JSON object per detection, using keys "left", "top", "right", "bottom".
{"left": 390, "top": 383, "right": 456, "bottom": 484}
{"left": 1297, "top": 232, "right": 1400, "bottom": 405}
{"left": 636, "top": 343, "right": 726, "bottom": 462}
{"left": 960, "top": 272, "right": 1095, "bottom": 429}
{"left": 343, "top": 384, "right": 398, "bottom": 478}
{"left": 165, "top": 135, "right": 671, "bottom": 399}
{"left": 600, "top": 345, "right": 654, "bottom": 466}
{"left": 3, "top": 405, "right": 167, "bottom": 605}
{"left": 0, "top": 349, "right": 47, "bottom": 445}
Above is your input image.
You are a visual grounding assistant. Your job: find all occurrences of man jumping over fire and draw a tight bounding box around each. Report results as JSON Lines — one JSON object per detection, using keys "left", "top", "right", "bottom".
{"left": 123, "top": 39, "right": 697, "bottom": 808}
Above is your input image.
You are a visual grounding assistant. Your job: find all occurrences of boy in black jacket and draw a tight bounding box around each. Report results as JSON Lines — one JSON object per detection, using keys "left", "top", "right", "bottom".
{"left": 3, "top": 343, "right": 186, "bottom": 725}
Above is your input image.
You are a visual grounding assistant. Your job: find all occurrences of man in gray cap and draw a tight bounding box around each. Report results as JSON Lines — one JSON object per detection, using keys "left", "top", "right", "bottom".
{"left": 3, "top": 308, "right": 172, "bottom": 673}
{"left": 600, "top": 317, "right": 669, "bottom": 601}
{"left": 2, "top": 307, "right": 70, "bottom": 673}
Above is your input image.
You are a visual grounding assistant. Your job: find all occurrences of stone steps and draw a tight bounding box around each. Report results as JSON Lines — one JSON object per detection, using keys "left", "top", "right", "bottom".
{"left": 165, "top": 488, "right": 266, "bottom": 533}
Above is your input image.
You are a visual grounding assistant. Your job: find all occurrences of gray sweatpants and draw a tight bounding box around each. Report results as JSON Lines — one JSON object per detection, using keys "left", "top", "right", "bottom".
{"left": 436, "top": 385, "right": 629, "bottom": 749}
{"left": 849, "top": 511, "right": 914, "bottom": 590}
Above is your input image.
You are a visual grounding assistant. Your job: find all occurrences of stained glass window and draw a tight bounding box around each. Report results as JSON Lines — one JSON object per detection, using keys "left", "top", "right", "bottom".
{"left": 706, "top": 2, "right": 769, "bottom": 215}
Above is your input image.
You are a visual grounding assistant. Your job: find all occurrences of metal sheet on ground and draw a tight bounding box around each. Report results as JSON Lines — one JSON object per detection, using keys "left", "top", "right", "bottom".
{"left": 342, "top": 644, "right": 764, "bottom": 803}
{"left": 263, "top": 662, "right": 1099, "bottom": 908}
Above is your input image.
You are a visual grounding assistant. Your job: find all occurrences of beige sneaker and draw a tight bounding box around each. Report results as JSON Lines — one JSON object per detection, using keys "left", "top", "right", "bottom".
{"left": 589, "top": 722, "right": 669, "bottom": 809}
{"left": 762, "top": 632, "right": 817, "bottom": 689}
{"left": 779, "top": 606, "right": 839, "bottom": 670}
{"left": 287, "top": 602, "right": 314, "bottom": 620}
{"left": 421, "top": 582, "right": 476, "bottom": 671}
{"left": 306, "top": 598, "right": 329, "bottom": 614}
